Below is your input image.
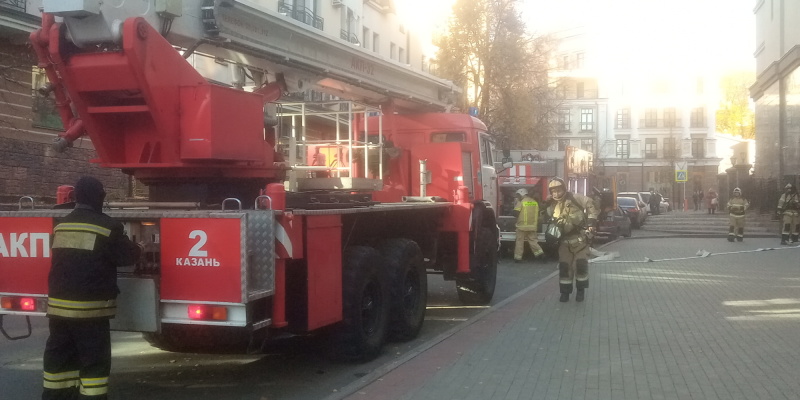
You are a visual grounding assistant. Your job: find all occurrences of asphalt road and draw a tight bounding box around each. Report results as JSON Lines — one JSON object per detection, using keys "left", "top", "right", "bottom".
{"left": 0, "top": 256, "right": 556, "bottom": 400}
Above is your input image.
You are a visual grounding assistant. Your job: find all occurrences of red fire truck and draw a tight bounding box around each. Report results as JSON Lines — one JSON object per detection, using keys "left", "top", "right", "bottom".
{"left": 0, "top": 3, "right": 499, "bottom": 361}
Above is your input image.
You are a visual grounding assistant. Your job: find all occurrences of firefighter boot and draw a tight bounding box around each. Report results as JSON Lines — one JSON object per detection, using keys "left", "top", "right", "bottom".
{"left": 727, "top": 226, "right": 734, "bottom": 242}
{"left": 575, "top": 289, "right": 585, "bottom": 302}
{"left": 559, "top": 293, "right": 569, "bottom": 302}
{"left": 737, "top": 228, "right": 744, "bottom": 242}
{"left": 781, "top": 234, "right": 789, "bottom": 245}
{"left": 792, "top": 234, "right": 799, "bottom": 243}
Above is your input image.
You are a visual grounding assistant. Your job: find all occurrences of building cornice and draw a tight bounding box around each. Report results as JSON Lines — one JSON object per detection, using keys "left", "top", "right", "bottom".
{"left": 750, "top": 44, "right": 800, "bottom": 100}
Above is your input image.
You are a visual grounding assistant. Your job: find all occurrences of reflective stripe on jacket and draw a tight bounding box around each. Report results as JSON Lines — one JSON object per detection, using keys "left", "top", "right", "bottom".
{"left": 47, "top": 206, "right": 136, "bottom": 319}
{"left": 515, "top": 196, "right": 539, "bottom": 231}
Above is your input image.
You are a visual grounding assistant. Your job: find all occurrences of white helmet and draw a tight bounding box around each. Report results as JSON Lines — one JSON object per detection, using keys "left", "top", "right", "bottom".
{"left": 515, "top": 188, "right": 528, "bottom": 197}
{"left": 733, "top": 187, "right": 741, "bottom": 195}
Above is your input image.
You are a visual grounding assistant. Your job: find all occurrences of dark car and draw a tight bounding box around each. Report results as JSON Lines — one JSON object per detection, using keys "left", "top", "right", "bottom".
{"left": 595, "top": 206, "right": 632, "bottom": 242}
{"left": 617, "top": 196, "right": 646, "bottom": 228}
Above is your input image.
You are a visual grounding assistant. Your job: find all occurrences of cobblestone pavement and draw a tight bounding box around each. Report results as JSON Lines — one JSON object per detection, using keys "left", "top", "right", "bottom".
{"left": 340, "top": 237, "right": 800, "bottom": 400}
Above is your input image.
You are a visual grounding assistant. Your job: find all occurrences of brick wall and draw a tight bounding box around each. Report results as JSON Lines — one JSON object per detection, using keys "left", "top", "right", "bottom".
{"left": 0, "top": 38, "right": 131, "bottom": 206}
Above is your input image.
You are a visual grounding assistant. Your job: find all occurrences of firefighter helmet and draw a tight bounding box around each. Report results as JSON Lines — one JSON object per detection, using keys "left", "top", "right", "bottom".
{"left": 786, "top": 183, "right": 795, "bottom": 190}
{"left": 548, "top": 177, "right": 566, "bottom": 200}
{"left": 548, "top": 178, "right": 565, "bottom": 190}
{"left": 515, "top": 188, "right": 528, "bottom": 197}
{"left": 733, "top": 187, "right": 741, "bottom": 195}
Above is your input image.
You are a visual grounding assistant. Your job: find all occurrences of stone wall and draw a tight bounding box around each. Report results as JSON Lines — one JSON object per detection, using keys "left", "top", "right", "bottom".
{"left": 0, "top": 38, "right": 131, "bottom": 206}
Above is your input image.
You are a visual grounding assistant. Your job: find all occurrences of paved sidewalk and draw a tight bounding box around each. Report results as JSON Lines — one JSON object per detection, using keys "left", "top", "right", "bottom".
{"left": 338, "top": 238, "right": 800, "bottom": 400}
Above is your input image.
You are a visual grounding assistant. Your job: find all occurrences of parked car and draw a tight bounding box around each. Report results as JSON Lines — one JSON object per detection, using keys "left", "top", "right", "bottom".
{"left": 618, "top": 192, "right": 649, "bottom": 215}
{"left": 595, "top": 206, "right": 632, "bottom": 242}
{"left": 661, "top": 197, "right": 672, "bottom": 212}
{"left": 617, "top": 196, "right": 646, "bottom": 228}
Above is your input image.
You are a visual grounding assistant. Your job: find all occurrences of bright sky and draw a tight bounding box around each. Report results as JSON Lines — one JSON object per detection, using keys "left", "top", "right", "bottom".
{"left": 395, "top": 0, "right": 756, "bottom": 74}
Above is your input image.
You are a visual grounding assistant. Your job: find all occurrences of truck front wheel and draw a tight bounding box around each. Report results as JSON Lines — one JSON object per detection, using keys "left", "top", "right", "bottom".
{"left": 329, "top": 246, "right": 390, "bottom": 362}
{"left": 378, "top": 238, "right": 427, "bottom": 342}
{"left": 456, "top": 226, "right": 498, "bottom": 305}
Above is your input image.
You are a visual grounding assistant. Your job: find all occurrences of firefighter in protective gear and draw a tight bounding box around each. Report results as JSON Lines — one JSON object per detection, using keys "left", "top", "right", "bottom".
{"left": 546, "top": 178, "right": 599, "bottom": 302}
{"left": 777, "top": 183, "right": 800, "bottom": 245}
{"left": 726, "top": 187, "right": 749, "bottom": 242}
{"left": 513, "top": 188, "right": 544, "bottom": 262}
{"left": 43, "top": 176, "right": 139, "bottom": 400}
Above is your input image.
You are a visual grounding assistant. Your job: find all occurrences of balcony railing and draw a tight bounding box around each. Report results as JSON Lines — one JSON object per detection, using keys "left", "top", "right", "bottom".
{"left": 0, "top": 0, "right": 26, "bottom": 13}
{"left": 278, "top": 0, "right": 324, "bottom": 30}
{"left": 339, "top": 29, "right": 360, "bottom": 45}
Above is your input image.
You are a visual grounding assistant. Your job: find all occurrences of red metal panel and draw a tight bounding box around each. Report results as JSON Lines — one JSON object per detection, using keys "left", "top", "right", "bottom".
{"left": 410, "top": 142, "right": 466, "bottom": 201}
{"left": 179, "top": 85, "right": 266, "bottom": 161}
{"left": 0, "top": 218, "right": 53, "bottom": 295}
{"left": 305, "top": 215, "right": 343, "bottom": 330}
{"left": 160, "top": 218, "right": 243, "bottom": 303}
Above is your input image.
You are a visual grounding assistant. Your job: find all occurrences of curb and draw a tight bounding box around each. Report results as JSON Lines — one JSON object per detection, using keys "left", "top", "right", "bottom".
{"left": 323, "top": 239, "right": 621, "bottom": 400}
{"left": 323, "top": 270, "right": 561, "bottom": 400}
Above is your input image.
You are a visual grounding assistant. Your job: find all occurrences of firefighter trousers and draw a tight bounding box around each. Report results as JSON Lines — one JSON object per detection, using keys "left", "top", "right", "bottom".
{"left": 728, "top": 214, "right": 745, "bottom": 239}
{"left": 43, "top": 318, "right": 111, "bottom": 400}
{"left": 782, "top": 212, "right": 800, "bottom": 241}
{"left": 558, "top": 234, "right": 590, "bottom": 294}
{"left": 514, "top": 229, "right": 544, "bottom": 260}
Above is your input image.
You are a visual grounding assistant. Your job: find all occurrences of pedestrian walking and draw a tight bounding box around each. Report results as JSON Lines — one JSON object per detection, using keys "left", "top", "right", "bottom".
{"left": 649, "top": 189, "right": 662, "bottom": 215}
{"left": 694, "top": 189, "right": 704, "bottom": 211}
{"left": 706, "top": 188, "right": 718, "bottom": 214}
{"left": 777, "top": 183, "right": 800, "bottom": 245}
{"left": 42, "top": 176, "right": 139, "bottom": 400}
{"left": 726, "top": 187, "right": 749, "bottom": 242}
{"left": 513, "top": 188, "right": 544, "bottom": 263}
{"left": 546, "top": 178, "right": 599, "bottom": 302}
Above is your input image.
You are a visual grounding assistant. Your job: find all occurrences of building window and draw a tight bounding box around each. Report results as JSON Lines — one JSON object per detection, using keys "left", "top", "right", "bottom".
{"left": 616, "top": 139, "right": 630, "bottom": 158}
{"left": 362, "top": 27, "right": 370, "bottom": 49}
{"left": 645, "top": 138, "right": 658, "bottom": 159}
{"left": 558, "top": 139, "right": 570, "bottom": 151}
{"left": 399, "top": 47, "right": 405, "bottom": 63}
{"left": 373, "top": 33, "right": 380, "bottom": 52}
{"left": 558, "top": 109, "right": 571, "bottom": 132}
{"left": 580, "top": 108, "right": 594, "bottom": 132}
{"left": 576, "top": 53, "right": 585, "bottom": 69}
{"left": 390, "top": 42, "right": 396, "bottom": 59}
{"left": 664, "top": 107, "right": 676, "bottom": 127}
{"left": 616, "top": 109, "right": 630, "bottom": 129}
{"left": 562, "top": 55, "right": 569, "bottom": 69}
{"left": 581, "top": 139, "right": 593, "bottom": 152}
{"left": 691, "top": 107, "right": 705, "bottom": 128}
{"left": 692, "top": 138, "right": 705, "bottom": 158}
{"left": 399, "top": 24, "right": 405, "bottom": 34}
{"left": 577, "top": 82, "right": 585, "bottom": 99}
{"left": 663, "top": 137, "right": 675, "bottom": 158}
{"left": 644, "top": 108, "right": 657, "bottom": 128}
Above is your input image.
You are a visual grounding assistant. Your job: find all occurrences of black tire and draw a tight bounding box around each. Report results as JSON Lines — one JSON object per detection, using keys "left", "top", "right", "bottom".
{"left": 329, "top": 246, "right": 390, "bottom": 362}
{"left": 142, "top": 324, "right": 250, "bottom": 353}
{"left": 456, "top": 226, "right": 498, "bottom": 305}
{"left": 378, "top": 238, "right": 427, "bottom": 342}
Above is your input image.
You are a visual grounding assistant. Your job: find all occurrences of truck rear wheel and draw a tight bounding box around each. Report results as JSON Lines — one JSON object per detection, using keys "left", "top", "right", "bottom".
{"left": 378, "top": 238, "right": 427, "bottom": 342}
{"left": 329, "top": 246, "right": 390, "bottom": 362}
{"left": 456, "top": 226, "right": 498, "bottom": 305}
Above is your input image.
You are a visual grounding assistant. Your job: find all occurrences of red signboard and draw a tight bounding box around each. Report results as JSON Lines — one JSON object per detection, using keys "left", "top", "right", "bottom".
{"left": 160, "top": 218, "right": 243, "bottom": 303}
{"left": 0, "top": 218, "right": 53, "bottom": 295}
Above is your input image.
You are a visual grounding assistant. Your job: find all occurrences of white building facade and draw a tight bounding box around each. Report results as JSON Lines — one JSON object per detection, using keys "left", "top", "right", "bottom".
{"left": 551, "top": 27, "right": 721, "bottom": 199}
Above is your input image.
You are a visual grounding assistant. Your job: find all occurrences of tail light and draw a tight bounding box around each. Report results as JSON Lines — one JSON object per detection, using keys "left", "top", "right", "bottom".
{"left": 1, "top": 296, "right": 39, "bottom": 312}
{"left": 187, "top": 304, "right": 228, "bottom": 321}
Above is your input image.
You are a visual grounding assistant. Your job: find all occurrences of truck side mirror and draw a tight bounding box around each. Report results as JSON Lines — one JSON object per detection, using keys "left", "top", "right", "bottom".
{"left": 495, "top": 158, "right": 513, "bottom": 173}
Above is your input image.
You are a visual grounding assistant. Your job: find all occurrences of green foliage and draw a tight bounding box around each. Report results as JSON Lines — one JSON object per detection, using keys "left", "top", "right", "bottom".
{"left": 435, "top": 0, "right": 559, "bottom": 150}
{"left": 716, "top": 71, "right": 755, "bottom": 139}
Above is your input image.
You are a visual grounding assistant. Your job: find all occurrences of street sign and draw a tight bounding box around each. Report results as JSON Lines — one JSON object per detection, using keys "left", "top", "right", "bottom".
{"left": 675, "top": 161, "right": 688, "bottom": 182}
